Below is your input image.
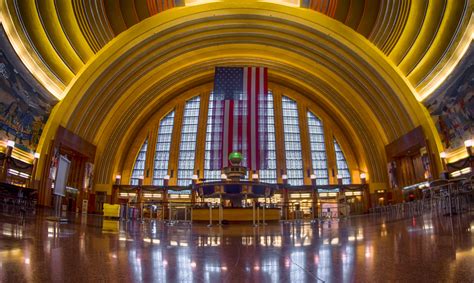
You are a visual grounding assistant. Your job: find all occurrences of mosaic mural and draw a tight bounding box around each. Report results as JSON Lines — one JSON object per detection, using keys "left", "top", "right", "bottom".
{"left": 424, "top": 43, "right": 474, "bottom": 151}
{"left": 0, "top": 42, "right": 57, "bottom": 151}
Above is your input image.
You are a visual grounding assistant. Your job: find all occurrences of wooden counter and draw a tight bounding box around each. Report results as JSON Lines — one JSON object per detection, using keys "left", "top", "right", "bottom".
{"left": 192, "top": 207, "right": 280, "bottom": 222}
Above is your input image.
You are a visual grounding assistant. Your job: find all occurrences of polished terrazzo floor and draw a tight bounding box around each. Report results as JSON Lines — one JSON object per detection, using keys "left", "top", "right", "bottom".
{"left": 0, "top": 207, "right": 473, "bottom": 283}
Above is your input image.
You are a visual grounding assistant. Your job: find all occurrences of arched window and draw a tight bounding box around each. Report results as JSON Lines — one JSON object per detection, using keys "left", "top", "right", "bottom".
{"left": 177, "top": 96, "right": 200, "bottom": 186}
{"left": 282, "top": 96, "right": 304, "bottom": 186}
{"left": 130, "top": 139, "right": 147, "bottom": 185}
{"left": 307, "top": 111, "right": 329, "bottom": 185}
{"left": 334, "top": 139, "right": 351, "bottom": 184}
{"left": 259, "top": 91, "right": 277, "bottom": 183}
{"left": 204, "top": 92, "right": 222, "bottom": 182}
{"left": 128, "top": 89, "right": 358, "bottom": 189}
{"left": 153, "top": 111, "right": 175, "bottom": 185}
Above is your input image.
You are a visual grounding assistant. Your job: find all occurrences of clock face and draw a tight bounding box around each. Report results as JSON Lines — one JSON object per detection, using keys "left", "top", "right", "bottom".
{"left": 229, "top": 152, "right": 243, "bottom": 165}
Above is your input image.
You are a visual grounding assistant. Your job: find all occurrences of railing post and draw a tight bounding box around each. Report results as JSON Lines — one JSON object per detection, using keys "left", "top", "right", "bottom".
{"left": 184, "top": 206, "right": 187, "bottom": 223}
{"left": 218, "top": 195, "right": 223, "bottom": 226}
{"left": 208, "top": 203, "right": 213, "bottom": 227}
{"left": 157, "top": 204, "right": 160, "bottom": 221}
{"left": 190, "top": 205, "right": 193, "bottom": 224}
{"left": 168, "top": 203, "right": 172, "bottom": 224}
{"left": 125, "top": 203, "right": 129, "bottom": 221}
{"left": 253, "top": 201, "right": 257, "bottom": 227}
{"left": 220, "top": 203, "right": 223, "bottom": 225}
{"left": 257, "top": 205, "right": 260, "bottom": 226}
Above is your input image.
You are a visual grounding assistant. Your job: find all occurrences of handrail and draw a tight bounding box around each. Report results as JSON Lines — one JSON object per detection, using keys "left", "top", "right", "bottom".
{"left": 115, "top": 182, "right": 368, "bottom": 193}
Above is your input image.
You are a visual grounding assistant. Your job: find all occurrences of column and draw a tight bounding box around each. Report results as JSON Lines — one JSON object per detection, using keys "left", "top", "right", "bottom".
{"left": 0, "top": 140, "right": 14, "bottom": 182}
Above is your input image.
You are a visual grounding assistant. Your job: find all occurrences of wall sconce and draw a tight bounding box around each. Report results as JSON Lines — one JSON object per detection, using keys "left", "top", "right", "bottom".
{"left": 360, "top": 173, "right": 366, "bottom": 184}
{"left": 115, "top": 175, "right": 121, "bottom": 185}
{"left": 281, "top": 174, "right": 288, "bottom": 185}
{"left": 192, "top": 174, "right": 198, "bottom": 180}
{"left": 6, "top": 140, "right": 15, "bottom": 148}
{"left": 221, "top": 173, "right": 227, "bottom": 180}
{"left": 34, "top": 152, "right": 40, "bottom": 159}
{"left": 252, "top": 173, "right": 259, "bottom": 181}
{"left": 138, "top": 175, "right": 144, "bottom": 186}
{"left": 337, "top": 175, "right": 343, "bottom": 185}
{"left": 465, "top": 139, "right": 472, "bottom": 156}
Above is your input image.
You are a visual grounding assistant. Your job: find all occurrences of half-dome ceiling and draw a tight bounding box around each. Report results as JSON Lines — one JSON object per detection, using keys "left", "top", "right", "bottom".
{"left": 0, "top": 0, "right": 472, "bottom": 100}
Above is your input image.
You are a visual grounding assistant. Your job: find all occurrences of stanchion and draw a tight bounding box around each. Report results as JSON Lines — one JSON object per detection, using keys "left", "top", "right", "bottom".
{"left": 184, "top": 206, "right": 188, "bottom": 223}
{"left": 125, "top": 203, "right": 129, "bottom": 221}
{"left": 257, "top": 205, "right": 260, "bottom": 226}
{"left": 281, "top": 202, "right": 290, "bottom": 224}
{"left": 252, "top": 202, "right": 257, "bottom": 227}
{"left": 149, "top": 205, "right": 153, "bottom": 222}
{"left": 161, "top": 204, "right": 165, "bottom": 221}
{"left": 120, "top": 204, "right": 125, "bottom": 221}
{"left": 280, "top": 205, "right": 283, "bottom": 223}
{"left": 168, "top": 203, "right": 172, "bottom": 225}
{"left": 140, "top": 202, "right": 144, "bottom": 222}
{"left": 310, "top": 208, "right": 315, "bottom": 223}
{"left": 262, "top": 202, "right": 266, "bottom": 225}
{"left": 157, "top": 205, "right": 161, "bottom": 221}
{"left": 190, "top": 205, "right": 193, "bottom": 225}
{"left": 311, "top": 206, "right": 318, "bottom": 224}
{"left": 207, "top": 204, "right": 213, "bottom": 227}
{"left": 218, "top": 202, "right": 223, "bottom": 226}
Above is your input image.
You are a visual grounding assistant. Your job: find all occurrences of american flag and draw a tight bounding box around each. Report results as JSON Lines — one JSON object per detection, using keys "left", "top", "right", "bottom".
{"left": 210, "top": 67, "right": 269, "bottom": 171}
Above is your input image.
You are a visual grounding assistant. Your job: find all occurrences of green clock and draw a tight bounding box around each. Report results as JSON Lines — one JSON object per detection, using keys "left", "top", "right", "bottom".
{"left": 229, "top": 152, "right": 243, "bottom": 165}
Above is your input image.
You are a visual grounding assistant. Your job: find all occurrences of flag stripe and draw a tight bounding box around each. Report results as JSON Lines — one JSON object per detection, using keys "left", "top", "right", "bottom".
{"left": 223, "top": 100, "right": 230, "bottom": 167}
{"left": 252, "top": 67, "right": 263, "bottom": 170}
{"left": 238, "top": 99, "right": 243, "bottom": 154}
{"left": 249, "top": 67, "right": 255, "bottom": 170}
{"left": 246, "top": 68, "right": 252, "bottom": 169}
{"left": 259, "top": 67, "right": 264, "bottom": 168}
{"left": 261, "top": 67, "right": 268, "bottom": 167}
{"left": 233, "top": 100, "right": 238, "bottom": 152}
{"left": 242, "top": 68, "right": 248, "bottom": 167}
{"left": 228, "top": 100, "right": 234, "bottom": 156}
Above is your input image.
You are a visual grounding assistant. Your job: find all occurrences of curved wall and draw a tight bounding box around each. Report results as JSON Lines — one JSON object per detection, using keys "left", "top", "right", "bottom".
{"left": 31, "top": 3, "right": 442, "bottom": 194}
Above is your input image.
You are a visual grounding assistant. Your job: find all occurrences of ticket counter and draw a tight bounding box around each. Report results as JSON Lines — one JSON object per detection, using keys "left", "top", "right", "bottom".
{"left": 192, "top": 207, "right": 280, "bottom": 222}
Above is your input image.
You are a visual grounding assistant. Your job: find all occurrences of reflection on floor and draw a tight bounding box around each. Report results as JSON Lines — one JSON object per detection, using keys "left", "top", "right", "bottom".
{"left": 0, "top": 207, "right": 473, "bottom": 282}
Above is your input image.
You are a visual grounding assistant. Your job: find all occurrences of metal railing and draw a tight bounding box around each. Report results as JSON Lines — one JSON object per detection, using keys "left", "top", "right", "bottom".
{"left": 119, "top": 201, "right": 194, "bottom": 225}
{"left": 369, "top": 177, "right": 473, "bottom": 219}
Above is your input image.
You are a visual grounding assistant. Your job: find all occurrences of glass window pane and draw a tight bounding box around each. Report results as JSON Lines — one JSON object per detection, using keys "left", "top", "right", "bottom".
{"left": 334, "top": 139, "right": 351, "bottom": 184}
{"left": 204, "top": 92, "right": 228, "bottom": 182}
{"left": 282, "top": 96, "right": 304, "bottom": 186}
{"left": 258, "top": 91, "right": 277, "bottom": 183}
{"left": 130, "top": 139, "right": 148, "bottom": 185}
{"left": 307, "top": 111, "right": 329, "bottom": 185}
{"left": 153, "top": 111, "right": 175, "bottom": 186}
{"left": 177, "top": 96, "right": 200, "bottom": 188}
